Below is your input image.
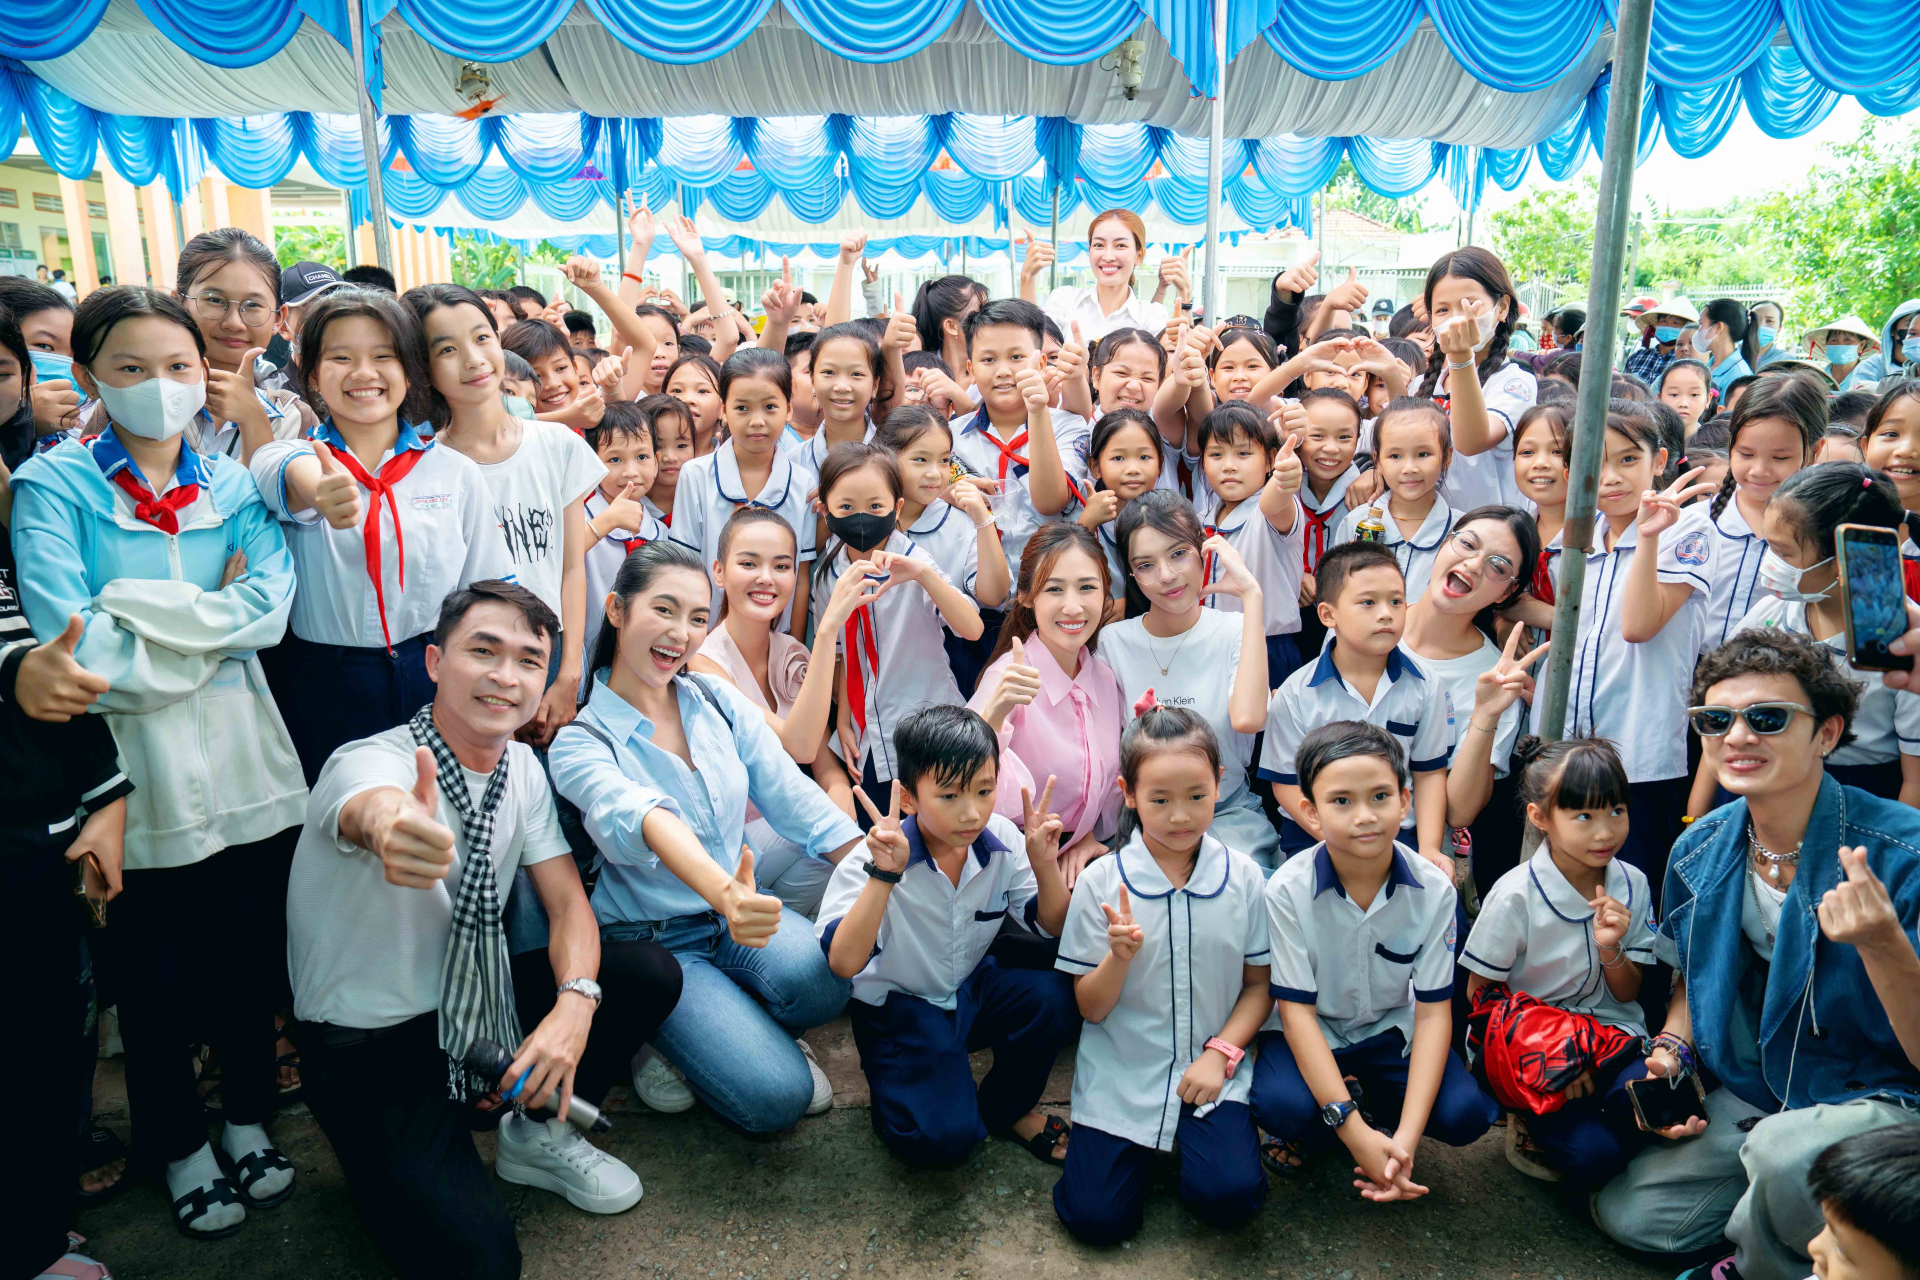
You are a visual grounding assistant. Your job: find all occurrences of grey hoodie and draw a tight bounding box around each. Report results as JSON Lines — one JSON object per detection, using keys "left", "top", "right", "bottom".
{"left": 1851, "top": 297, "right": 1920, "bottom": 388}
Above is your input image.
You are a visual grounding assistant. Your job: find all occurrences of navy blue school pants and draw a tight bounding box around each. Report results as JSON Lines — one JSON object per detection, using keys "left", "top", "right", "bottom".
{"left": 1521, "top": 1056, "right": 1653, "bottom": 1186}
{"left": 1250, "top": 1027, "right": 1497, "bottom": 1148}
{"left": 1621, "top": 777, "right": 1688, "bottom": 910}
{"left": 1265, "top": 632, "right": 1303, "bottom": 691}
{"left": 847, "top": 959, "right": 1075, "bottom": 1169}
{"left": 273, "top": 632, "right": 435, "bottom": 784}
{"left": 1052, "top": 1102, "right": 1266, "bottom": 1245}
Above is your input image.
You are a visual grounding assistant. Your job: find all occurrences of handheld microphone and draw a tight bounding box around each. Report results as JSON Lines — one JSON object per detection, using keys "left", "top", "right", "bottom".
{"left": 462, "top": 1037, "right": 613, "bottom": 1134}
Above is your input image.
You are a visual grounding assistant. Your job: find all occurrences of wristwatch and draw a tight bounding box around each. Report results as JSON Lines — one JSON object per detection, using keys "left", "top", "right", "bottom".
{"left": 864, "top": 860, "right": 903, "bottom": 884}
{"left": 1320, "top": 1099, "right": 1358, "bottom": 1128}
{"left": 1203, "top": 1037, "right": 1245, "bottom": 1078}
{"left": 556, "top": 977, "right": 603, "bottom": 1008}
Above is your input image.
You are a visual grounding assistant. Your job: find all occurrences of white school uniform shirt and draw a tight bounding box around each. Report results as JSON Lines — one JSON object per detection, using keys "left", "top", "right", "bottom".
{"left": 1300, "top": 465, "right": 1360, "bottom": 576}
{"left": 815, "top": 813, "right": 1041, "bottom": 1010}
{"left": 1412, "top": 633, "right": 1524, "bottom": 779}
{"left": 904, "top": 500, "right": 981, "bottom": 599}
{"left": 1055, "top": 833, "right": 1270, "bottom": 1151}
{"left": 1259, "top": 641, "right": 1454, "bottom": 839}
{"left": 1460, "top": 847, "right": 1658, "bottom": 1037}
{"left": 1330, "top": 495, "right": 1455, "bottom": 604}
{"left": 784, "top": 422, "right": 875, "bottom": 507}
{"left": 1194, "top": 491, "right": 1305, "bottom": 637}
{"left": 1530, "top": 521, "right": 1711, "bottom": 782}
{"left": 670, "top": 439, "right": 815, "bottom": 624}
{"left": 949, "top": 405, "right": 1091, "bottom": 584}
{"left": 1434, "top": 361, "right": 1535, "bottom": 511}
{"left": 1671, "top": 497, "right": 1767, "bottom": 653}
{"left": 1101, "top": 608, "right": 1260, "bottom": 811}
{"left": 1042, "top": 284, "right": 1169, "bottom": 345}
{"left": 1732, "top": 596, "right": 1920, "bottom": 766}
{"left": 1266, "top": 840, "right": 1458, "bottom": 1051}
{"left": 468, "top": 420, "right": 607, "bottom": 617}
{"left": 812, "top": 529, "right": 965, "bottom": 782}
{"left": 251, "top": 422, "right": 515, "bottom": 648}
{"left": 579, "top": 488, "right": 668, "bottom": 700}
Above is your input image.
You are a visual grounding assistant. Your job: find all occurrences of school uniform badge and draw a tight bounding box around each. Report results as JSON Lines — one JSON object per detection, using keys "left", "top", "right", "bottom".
{"left": 1674, "top": 531, "right": 1709, "bottom": 566}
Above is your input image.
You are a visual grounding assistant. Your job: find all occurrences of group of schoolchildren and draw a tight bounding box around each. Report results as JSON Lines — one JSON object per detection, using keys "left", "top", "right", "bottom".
{"left": 5, "top": 206, "right": 1920, "bottom": 1280}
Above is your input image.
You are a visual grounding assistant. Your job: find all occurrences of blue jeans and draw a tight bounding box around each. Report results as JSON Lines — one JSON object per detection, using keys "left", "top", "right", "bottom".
{"left": 603, "top": 909, "right": 849, "bottom": 1133}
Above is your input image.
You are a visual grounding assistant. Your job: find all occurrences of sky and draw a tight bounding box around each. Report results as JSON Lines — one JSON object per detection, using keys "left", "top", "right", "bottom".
{"left": 1473, "top": 100, "right": 1916, "bottom": 215}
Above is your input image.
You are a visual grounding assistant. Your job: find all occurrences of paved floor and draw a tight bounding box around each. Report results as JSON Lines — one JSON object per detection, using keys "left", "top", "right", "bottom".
{"left": 75, "top": 1019, "right": 1681, "bottom": 1280}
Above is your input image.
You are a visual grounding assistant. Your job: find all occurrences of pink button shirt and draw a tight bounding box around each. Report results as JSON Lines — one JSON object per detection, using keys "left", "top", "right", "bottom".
{"left": 969, "top": 639, "right": 1124, "bottom": 846}
{"left": 698, "top": 623, "right": 811, "bottom": 823}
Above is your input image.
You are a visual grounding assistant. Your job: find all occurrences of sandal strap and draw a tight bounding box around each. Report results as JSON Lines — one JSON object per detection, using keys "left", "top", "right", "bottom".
{"left": 229, "top": 1149, "right": 293, "bottom": 1191}
{"left": 172, "top": 1179, "right": 241, "bottom": 1226}
{"left": 38, "top": 1256, "right": 112, "bottom": 1280}
{"left": 1040, "top": 1114, "right": 1070, "bottom": 1142}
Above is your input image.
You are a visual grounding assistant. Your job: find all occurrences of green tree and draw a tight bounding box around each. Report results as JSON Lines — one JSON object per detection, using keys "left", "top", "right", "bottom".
{"left": 274, "top": 224, "right": 346, "bottom": 270}
{"left": 1323, "top": 159, "right": 1426, "bottom": 234}
{"left": 1751, "top": 118, "right": 1920, "bottom": 326}
{"left": 452, "top": 236, "right": 521, "bottom": 289}
{"left": 1489, "top": 178, "right": 1596, "bottom": 286}
{"left": 1633, "top": 202, "right": 1772, "bottom": 295}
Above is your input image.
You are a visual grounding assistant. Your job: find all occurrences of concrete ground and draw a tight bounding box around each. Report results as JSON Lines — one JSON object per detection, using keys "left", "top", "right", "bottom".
{"left": 76, "top": 1019, "right": 1679, "bottom": 1280}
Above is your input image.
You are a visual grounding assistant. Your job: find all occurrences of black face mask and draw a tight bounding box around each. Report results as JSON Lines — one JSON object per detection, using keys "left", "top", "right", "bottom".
{"left": 825, "top": 510, "right": 896, "bottom": 554}
{"left": 0, "top": 395, "right": 33, "bottom": 474}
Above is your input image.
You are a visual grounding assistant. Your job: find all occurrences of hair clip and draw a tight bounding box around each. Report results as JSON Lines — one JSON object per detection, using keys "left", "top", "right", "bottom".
{"left": 1132, "top": 688, "right": 1161, "bottom": 717}
{"left": 1865, "top": 474, "right": 1875, "bottom": 488}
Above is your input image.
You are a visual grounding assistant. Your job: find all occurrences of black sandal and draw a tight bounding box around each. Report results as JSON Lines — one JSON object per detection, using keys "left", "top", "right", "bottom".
{"left": 1260, "top": 1134, "right": 1307, "bottom": 1176}
{"left": 1001, "top": 1114, "right": 1071, "bottom": 1167}
{"left": 171, "top": 1178, "right": 245, "bottom": 1240}
{"left": 75, "top": 1125, "right": 130, "bottom": 1203}
{"left": 221, "top": 1145, "right": 297, "bottom": 1209}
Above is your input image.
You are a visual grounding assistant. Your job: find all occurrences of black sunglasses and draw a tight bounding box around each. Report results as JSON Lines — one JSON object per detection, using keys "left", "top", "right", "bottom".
{"left": 1687, "top": 702, "right": 1815, "bottom": 737}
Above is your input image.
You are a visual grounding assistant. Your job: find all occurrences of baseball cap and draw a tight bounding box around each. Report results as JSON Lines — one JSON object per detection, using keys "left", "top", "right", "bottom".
{"left": 281, "top": 261, "right": 347, "bottom": 308}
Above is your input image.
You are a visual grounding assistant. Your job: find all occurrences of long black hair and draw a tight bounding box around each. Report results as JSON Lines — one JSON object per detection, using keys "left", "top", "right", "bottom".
{"left": 583, "top": 538, "right": 710, "bottom": 700}
{"left": 1770, "top": 461, "right": 1904, "bottom": 559}
{"left": 1114, "top": 488, "right": 1206, "bottom": 617}
{"left": 1707, "top": 371, "right": 1825, "bottom": 521}
{"left": 911, "top": 275, "right": 988, "bottom": 356}
{"left": 403, "top": 282, "right": 499, "bottom": 429}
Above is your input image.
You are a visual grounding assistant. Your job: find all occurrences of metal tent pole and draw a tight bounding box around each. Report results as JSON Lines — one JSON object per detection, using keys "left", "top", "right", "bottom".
{"left": 1201, "top": 0, "right": 1226, "bottom": 323}
{"left": 343, "top": 0, "right": 392, "bottom": 273}
{"left": 1048, "top": 187, "right": 1060, "bottom": 294}
{"left": 1536, "top": 0, "right": 1657, "bottom": 741}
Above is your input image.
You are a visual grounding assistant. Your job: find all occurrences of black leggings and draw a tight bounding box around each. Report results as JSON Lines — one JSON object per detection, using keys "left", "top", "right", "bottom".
{"left": 508, "top": 938, "right": 684, "bottom": 1106}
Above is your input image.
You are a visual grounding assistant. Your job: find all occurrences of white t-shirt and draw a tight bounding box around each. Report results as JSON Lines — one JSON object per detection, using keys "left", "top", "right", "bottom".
{"left": 287, "top": 726, "right": 568, "bottom": 1029}
{"left": 1101, "top": 609, "right": 1256, "bottom": 802}
{"left": 472, "top": 421, "right": 607, "bottom": 616}
{"left": 1412, "top": 633, "right": 1524, "bottom": 779}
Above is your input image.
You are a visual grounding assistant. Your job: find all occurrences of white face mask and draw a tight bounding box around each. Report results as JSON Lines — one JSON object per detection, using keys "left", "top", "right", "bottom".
{"left": 1691, "top": 326, "right": 1716, "bottom": 357}
{"left": 1756, "top": 548, "right": 1833, "bottom": 604}
{"left": 95, "top": 376, "right": 205, "bottom": 441}
{"left": 1471, "top": 307, "right": 1500, "bottom": 353}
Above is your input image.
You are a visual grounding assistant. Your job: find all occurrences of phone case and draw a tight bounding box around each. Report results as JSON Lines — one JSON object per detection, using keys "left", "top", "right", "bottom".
{"left": 1837, "top": 524, "right": 1913, "bottom": 672}
{"left": 1627, "top": 1071, "right": 1707, "bottom": 1132}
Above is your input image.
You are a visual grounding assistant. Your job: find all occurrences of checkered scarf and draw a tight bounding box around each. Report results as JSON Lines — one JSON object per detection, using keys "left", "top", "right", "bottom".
{"left": 409, "top": 704, "right": 521, "bottom": 1100}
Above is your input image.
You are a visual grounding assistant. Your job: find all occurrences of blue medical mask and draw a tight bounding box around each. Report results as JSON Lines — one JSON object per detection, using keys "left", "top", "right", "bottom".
{"left": 1654, "top": 326, "right": 1681, "bottom": 344}
{"left": 29, "top": 349, "right": 88, "bottom": 405}
{"left": 1755, "top": 326, "right": 1778, "bottom": 348}
{"left": 1903, "top": 336, "right": 1920, "bottom": 364}
{"left": 503, "top": 394, "right": 535, "bottom": 420}
{"left": 1826, "top": 343, "right": 1860, "bottom": 366}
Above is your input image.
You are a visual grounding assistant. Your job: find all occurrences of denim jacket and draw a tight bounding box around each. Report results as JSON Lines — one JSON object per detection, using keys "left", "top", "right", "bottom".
{"left": 1656, "top": 775, "right": 1920, "bottom": 1112}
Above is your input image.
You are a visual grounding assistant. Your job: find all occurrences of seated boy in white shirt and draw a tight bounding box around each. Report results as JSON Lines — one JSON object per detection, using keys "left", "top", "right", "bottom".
{"left": 816, "top": 706, "right": 1074, "bottom": 1168}
{"left": 1251, "top": 721, "right": 1496, "bottom": 1193}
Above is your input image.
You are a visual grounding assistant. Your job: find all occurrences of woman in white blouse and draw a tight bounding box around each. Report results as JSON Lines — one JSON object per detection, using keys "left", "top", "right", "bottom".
{"left": 1027, "top": 208, "right": 1186, "bottom": 344}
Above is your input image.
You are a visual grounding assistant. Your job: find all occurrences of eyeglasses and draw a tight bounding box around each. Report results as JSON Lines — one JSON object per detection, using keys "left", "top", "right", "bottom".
{"left": 1687, "top": 702, "right": 1816, "bottom": 737}
{"left": 187, "top": 291, "right": 273, "bottom": 328}
{"left": 1447, "top": 529, "right": 1517, "bottom": 583}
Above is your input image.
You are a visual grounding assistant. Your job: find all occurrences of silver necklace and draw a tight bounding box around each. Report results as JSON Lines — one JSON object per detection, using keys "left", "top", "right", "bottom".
{"left": 1747, "top": 823, "right": 1802, "bottom": 884}
{"left": 1144, "top": 622, "right": 1195, "bottom": 677}
{"left": 1747, "top": 865, "right": 1779, "bottom": 951}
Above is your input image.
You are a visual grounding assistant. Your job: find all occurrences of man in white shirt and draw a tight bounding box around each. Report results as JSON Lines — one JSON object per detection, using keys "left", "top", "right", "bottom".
{"left": 291, "top": 581, "right": 663, "bottom": 1279}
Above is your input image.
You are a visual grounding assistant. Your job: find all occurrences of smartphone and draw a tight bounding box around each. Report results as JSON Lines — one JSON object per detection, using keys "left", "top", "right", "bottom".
{"left": 1627, "top": 1073, "right": 1708, "bottom": 1132}
{"left": 74, "top": 851, "right": 108, "bottom": 929}
{"left": 1837, "top": 523, "right": 1913, "bottom": 672}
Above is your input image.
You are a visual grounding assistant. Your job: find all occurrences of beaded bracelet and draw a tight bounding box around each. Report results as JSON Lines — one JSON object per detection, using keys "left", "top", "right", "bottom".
{"left": 1648, "top": 1032, "right": 1696, "bottom": 1076}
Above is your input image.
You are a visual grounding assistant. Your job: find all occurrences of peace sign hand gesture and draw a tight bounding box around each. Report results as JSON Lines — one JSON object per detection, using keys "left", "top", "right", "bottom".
{"left": 1021, "top": 775, "right": 1065, "bottom": 869}
{"left": 1102, "top": 884, "right": 1145, "bottom": 961}
{"left": 1473, "top": 622, "right": 1549, "bottom": 720}
{"left": 1819, "top": 845, "right": 1903, "bottom": 950}
{"left": 1637, "top": 466, "right": 1717, "bottom": 539}
{"left": 854, "top": 781, "right": 911, "bottom": 875}
{"left": 624, "top": 191, "right": 655, "bottom": 250}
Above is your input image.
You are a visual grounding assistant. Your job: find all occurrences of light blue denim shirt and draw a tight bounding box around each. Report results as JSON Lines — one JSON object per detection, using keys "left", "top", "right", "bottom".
{"left": 550, "top": 668, "right": 863, "bottom": 926}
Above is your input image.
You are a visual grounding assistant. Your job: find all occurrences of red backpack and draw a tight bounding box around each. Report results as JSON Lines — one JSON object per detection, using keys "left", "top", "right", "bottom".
{"left": 1466, "top": 983, "right": 1644, "bottom": 1116}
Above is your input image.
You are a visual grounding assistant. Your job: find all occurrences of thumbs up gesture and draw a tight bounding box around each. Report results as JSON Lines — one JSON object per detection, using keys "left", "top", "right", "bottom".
{"left": 719, "top": 845, "right": 785, "bottom": 947}
{"left": 854, "top": 780, "right": 911, "bottom": 875}
{"left": 1102, "top": 883, "right": 1145, "bottom": 961}
{"left": 881, "top": 305, "right": 918, "bottom": 356}
{"left": 372, "top": 746, "right": 458, "bottom": 889}
{"left": 1267, "top": 431, "right": 1304, "bottom": 497}
{"left": 1275, "top": 248, "right": 1320, "bottom": 298}
{"left": 1325, "top": 267, "right": 1368, "bottom": 315}
{"left": 983, "top": 636, "right": 1044, "bottom": 729}
{"left": 15, "top": 613, "right": 111, "bottom": 721}
{"left": 1819, "top": 845, "right": 1902, "bottom": 949}
{"left": 1021, "top": 232, "right": 1056, "bottom": 286}
{"left": 309, "top": 440, "right": 365, "bottom": 530}
{"left": 204, "top": 348, "right": 268, "bottom": 434}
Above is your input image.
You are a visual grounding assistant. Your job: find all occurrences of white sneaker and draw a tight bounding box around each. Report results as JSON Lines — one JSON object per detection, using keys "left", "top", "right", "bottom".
{"left": 631, "top": 1051, "right": 695, "bottom": 1114}
{"left": 797, "top": 1038, "right": 832, "bottom": 1116}
{"left": 494, "top": 1112, "right": 642, "bottom": 1214}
